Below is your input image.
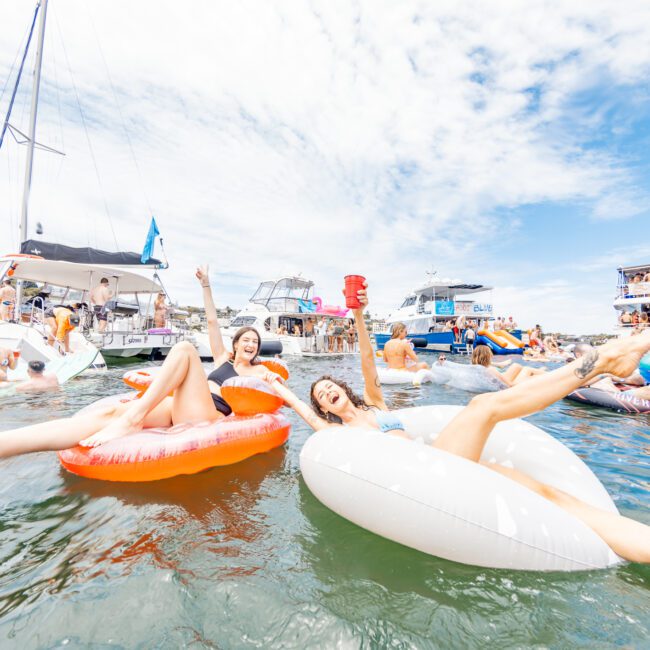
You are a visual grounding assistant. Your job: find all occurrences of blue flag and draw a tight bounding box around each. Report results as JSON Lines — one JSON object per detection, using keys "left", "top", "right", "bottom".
{"left": 141, "top": 217, "right": 160, "bottom": 263}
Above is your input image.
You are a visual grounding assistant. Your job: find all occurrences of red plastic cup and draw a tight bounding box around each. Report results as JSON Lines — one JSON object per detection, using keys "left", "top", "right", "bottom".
{"left": 12, "top": 350, "right": 20, "bottom": 360}
{"left": 344, "top": 275, "right": 366, "bottom": 309}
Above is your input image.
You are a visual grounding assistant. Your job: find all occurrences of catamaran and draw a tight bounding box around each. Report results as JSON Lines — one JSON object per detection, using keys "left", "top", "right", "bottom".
{"left": 374, "top": 272, "right": 494, "bottom": 353}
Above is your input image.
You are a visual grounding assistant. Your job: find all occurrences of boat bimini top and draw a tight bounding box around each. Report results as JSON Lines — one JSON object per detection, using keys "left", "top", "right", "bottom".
{"left": 0, "top": 256, "right": 163, "bottom": 294}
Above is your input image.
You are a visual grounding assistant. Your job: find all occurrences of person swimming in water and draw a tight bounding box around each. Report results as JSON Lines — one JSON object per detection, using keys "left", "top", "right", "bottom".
{"left": 267, "top": 280, "right": 650, "bottom": 563}
{"left": 15, "top": 360, "right": 59, "bottom": 393}
{"left": 471, "top": 345, "right": 546, "bottom": 387}
{"left": 382, "top": 322, "right": 429, "bottom": 372}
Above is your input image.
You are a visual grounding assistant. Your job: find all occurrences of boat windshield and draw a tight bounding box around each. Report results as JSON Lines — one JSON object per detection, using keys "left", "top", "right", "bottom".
{"left": 230, "top": 316, "right": 259, "bottom": 327}
{"left": 249, "top": 278, "right": 314, "bottom": 312}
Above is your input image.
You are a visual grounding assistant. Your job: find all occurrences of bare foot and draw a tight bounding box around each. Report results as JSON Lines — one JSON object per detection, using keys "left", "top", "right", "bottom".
{"left": 575, "top": 331, "right": 650, "bottom": 382}
{"left": 79, "top": 410, "right": 144, "bottom": 448}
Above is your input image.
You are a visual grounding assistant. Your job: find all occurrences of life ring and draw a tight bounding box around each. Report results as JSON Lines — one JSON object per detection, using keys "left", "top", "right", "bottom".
{"left": 58, "top": 392, "right": 290, "bottom": 482}
{"left": 423, "top": 360, "right": 506, "bottom": 393}
{"left": 300, "top": 404, "right": 621, "bottom": 571}
{"left": 259, "top": 357, "right": 290, "bottom": 381}
{"left": 377, "top": 367, "right": 434, "bottom": 386}
{"left": 566, "top": 387, "right": 650, "bottom": 414}
{"left": 220, "top": 376, "right": 284, "bottom": 415}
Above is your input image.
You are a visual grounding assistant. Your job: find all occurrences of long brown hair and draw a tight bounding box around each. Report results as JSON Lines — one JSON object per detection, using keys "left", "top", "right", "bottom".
{"left": 231, "top": 326, "right": 261, "bottom": 364}
{"left": 471, "top": 344, "right": 493, "bottom": 367}
{"left": 310, "top": 375, "right": 369, "bottom": 424}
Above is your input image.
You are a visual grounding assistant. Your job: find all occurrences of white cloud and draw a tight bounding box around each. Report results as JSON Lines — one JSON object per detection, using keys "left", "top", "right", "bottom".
{"left": 2, "top": 0, "right": 650, "bottom": 333}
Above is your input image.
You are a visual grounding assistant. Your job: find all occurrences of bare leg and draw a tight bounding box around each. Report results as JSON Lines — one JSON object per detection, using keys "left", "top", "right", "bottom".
{"left": 434, "top": 331, "right": 650, "bottom": 462}
{"left": 486, "top": 463, "right": 650, "bottom": 563}
{"left": 80, "top": 341, "right": 219, "bottom": 447}
{"left": 0, "top": 398, "right": 173, "bottom": 458}
{"left": 511, "top": 366, "right": 546, "bottom": 384}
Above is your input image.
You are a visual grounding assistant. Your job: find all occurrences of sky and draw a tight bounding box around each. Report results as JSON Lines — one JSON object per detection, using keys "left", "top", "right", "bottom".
{"left": 2, "top": 0, "right": 650, "bottom": 334}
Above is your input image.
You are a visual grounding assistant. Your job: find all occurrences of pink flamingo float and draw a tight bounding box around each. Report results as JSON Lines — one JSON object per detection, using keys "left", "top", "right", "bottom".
{"left": 311, "top": 296, "right": 349, "bottom": 318}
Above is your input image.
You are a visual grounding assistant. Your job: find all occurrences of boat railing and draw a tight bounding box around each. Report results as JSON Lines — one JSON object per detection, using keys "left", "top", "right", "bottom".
{"left": 617, "top": 282, "right": 650, "bottom": 299}
{"left": 294, "top": 334, "right": 358, "bottom": 354}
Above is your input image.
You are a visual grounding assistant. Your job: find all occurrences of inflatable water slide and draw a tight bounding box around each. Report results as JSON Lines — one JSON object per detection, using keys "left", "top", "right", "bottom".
{"left": 475, "top": 329, "right": 525, "bottom": 355}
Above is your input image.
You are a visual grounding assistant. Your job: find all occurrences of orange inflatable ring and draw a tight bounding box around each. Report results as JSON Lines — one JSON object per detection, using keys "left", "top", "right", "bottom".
{"left": 123, "top": 368, "right": 158, "bottom": 392}
{"left": 58, "top": 393, "right": 290, "bottom": 482}
{"left": 259, "top": 357, "right": 290, "bottom": 381}
{"left": 220, "top": 376, "right": 284, "bottom": 415}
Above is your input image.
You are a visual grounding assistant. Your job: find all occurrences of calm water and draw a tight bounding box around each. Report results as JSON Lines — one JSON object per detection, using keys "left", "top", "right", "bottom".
{"left": 0, "top": 355, "right": 648, "bottom": 649}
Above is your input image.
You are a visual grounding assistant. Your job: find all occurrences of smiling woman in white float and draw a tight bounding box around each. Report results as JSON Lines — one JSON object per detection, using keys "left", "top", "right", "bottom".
{"left": 268, "top": 281, "right": 650, "bottom": 570}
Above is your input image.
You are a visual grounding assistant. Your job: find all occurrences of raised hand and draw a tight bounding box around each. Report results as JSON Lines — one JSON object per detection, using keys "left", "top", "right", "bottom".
{"left": 196, "top": 265, "right": 210, "bottom": 287}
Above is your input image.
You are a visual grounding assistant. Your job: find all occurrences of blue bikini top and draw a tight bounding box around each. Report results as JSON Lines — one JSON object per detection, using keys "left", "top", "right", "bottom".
{"left": 373, "top": 408, "right": 405, "bottom": 433}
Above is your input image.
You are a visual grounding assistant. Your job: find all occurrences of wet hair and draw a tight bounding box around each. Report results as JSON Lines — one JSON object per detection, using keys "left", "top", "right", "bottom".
{"left": 231, "top": 326, "right": 261, "bottom": 363}
{"left": 573, "top": 343, "right": 593, "bottom": 358}
{"left": 28, "top": 360, "right": 45, "bottom": 373}
{"left": 390, "top": 322, "right": 406, "bottom": 339}
{"left": 310, "top": 374, "right": 369, "bottom": 424}
{"left": 100, "top": 277, "right": 109, "bottom": 284}
{"left": 471, "top": 344, "right": 493, "bottom": 367}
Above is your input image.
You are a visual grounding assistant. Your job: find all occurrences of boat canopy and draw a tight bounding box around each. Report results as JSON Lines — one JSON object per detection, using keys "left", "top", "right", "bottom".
{"left": 0, "top": 256, "right": 163, "bottom": 294}
{"left": 19, "top": 240, "right": 165, "bottom": 269}
{"left": 250, "top": 277, "right": 314, "bottom": 312}
{"left": 412, "top": 282, "right": 492, "bottom": 299}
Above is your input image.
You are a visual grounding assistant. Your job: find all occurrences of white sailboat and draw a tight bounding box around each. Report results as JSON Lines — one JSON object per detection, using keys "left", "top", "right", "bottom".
{"left": 1, "top": 1, "right": 189, "bottom": 364}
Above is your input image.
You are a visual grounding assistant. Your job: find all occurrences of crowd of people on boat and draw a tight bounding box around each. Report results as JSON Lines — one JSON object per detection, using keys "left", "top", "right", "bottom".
{"left": 276, "top": 317, "right": 358, "bottom": 353}
{"left": 618, "top": 309, "right": 649, "bottom": 330}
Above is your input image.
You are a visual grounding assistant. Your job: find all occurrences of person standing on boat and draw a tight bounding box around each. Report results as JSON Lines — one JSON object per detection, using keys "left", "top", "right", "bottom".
{"left": 154, "top": 292, "right": 169, "bottom": 328}
{"left": 383, "top": 322, "right": 430, "bottom": 371}
{"left": 0, "top": 280, "right": 17, "bottom": 322}
{"left": 45, "top": 306, "right": 80, "bottom": 354}
{"left": 90, "top": 278, "right": 113, "bottom": 333}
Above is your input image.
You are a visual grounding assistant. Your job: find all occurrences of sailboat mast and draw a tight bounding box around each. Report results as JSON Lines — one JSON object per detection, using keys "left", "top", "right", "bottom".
{"left": 19, "top": 0, "right": 49, "bottom": 247}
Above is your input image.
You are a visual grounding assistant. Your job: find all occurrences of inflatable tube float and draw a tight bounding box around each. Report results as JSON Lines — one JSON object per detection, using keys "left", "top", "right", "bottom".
{"left": 639, "top": 353, "right": 650, "bottom": 383}
{"left": 566, "top": 387, "right": 650, "bottom": 414}
{"left": 59, "top": 376, "right": 290, "bottom": 482}
{"left": 427, "top": 361, "right": 506, "bottom": 393}
{"left": 377, "top": 367, "right": 434, "bottom": 386}
{"left": 300, "top": 405, "right": 621, "bottom": 571}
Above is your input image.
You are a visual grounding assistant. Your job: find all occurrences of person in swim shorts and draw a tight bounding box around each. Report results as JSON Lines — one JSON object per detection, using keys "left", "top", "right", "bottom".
{"left": 268, "top": 286, "right": 650, "bottom": 563}
{"left": 383, "top": 322, "right": 429, "bottom": 371}
{"left": 45, "top": 306, "right": 80, "bottom": 353}
{"left": 90, "top": 277, "right": 113, "bottom": 332}
{"left": 0, "top": 280, "right": 16, "bottom": 321}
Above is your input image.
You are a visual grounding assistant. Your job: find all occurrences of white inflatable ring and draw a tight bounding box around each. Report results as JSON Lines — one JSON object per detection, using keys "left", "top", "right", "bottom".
{"left": 377, "top": 367, "right": 434, "bottom": 386}
{"left": 300, "top": 405, "right": 622, "bottom": 571}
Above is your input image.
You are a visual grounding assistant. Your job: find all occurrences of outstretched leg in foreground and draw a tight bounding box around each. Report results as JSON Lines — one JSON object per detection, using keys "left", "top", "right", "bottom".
{"left": 433, "top": 331, "right": 650, "bottom": 563}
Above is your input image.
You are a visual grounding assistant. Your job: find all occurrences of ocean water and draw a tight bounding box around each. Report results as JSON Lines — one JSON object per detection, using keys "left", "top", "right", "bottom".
{"left": 0, "top": 355, "right": 648, "bottom": 649}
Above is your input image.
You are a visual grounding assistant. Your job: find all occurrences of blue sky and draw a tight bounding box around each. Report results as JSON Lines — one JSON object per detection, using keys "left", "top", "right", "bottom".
{"left": 2, "top": 0, "right": 650, "bottom": 333}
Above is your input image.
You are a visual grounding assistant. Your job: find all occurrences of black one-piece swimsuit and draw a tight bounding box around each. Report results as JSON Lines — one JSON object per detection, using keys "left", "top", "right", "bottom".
{"left": 207, "top": 360, "right": 238, "bottom": 416}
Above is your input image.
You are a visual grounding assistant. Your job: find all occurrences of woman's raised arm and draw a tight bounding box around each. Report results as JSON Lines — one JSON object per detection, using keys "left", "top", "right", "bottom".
{"left": 196, "top": 265, "right": 228, "bottom": 364}
{"left": 353, "top": 283, "right": 387, "bottom": 410}
{"left": 266, "top": 374, "right": 330, "bottom": 431}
